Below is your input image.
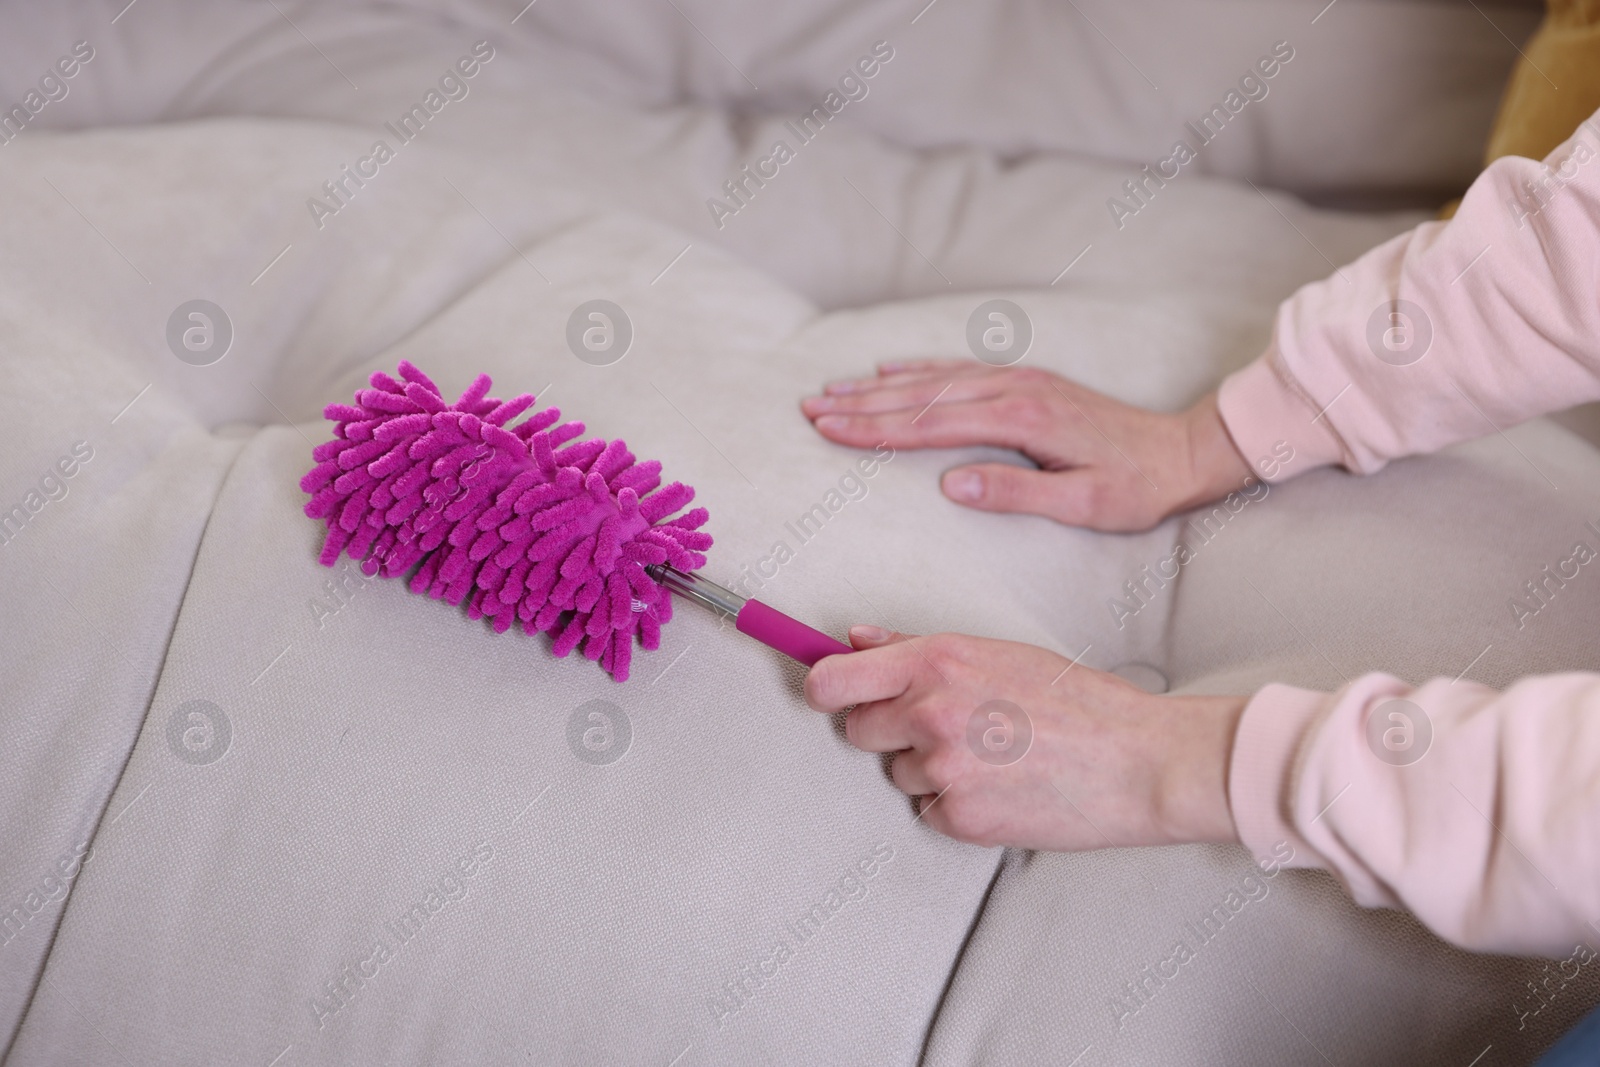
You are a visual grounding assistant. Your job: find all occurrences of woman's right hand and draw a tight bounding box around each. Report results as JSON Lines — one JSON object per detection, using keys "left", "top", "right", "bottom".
{"left": 800, "top": 359, "right": 1256, "bottom": 533}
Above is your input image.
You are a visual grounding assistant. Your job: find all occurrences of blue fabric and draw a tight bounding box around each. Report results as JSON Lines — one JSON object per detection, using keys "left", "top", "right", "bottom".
{"left": 1538, "top": 1004, "right": 1600, "bottom": 1066}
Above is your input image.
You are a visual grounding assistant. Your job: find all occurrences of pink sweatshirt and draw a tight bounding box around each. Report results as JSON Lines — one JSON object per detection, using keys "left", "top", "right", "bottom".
{"left": 1216, "top": 107, "right": 1600, "bottom": 957}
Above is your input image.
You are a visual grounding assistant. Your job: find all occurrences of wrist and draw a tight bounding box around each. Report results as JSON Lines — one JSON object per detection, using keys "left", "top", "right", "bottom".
{"left": 1153, "top": 693, "right": 1248, "bottom": 845}
{"left": 1171, "top": 391, "right": 1254, "bottom": 515}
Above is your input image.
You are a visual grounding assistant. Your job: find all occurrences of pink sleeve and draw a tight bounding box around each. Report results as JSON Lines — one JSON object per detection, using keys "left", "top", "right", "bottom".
{"left": 1229, "top": 675, "right": 1600, "bottom": 955}
{"left": 1217, "top": 108, "right": 1600, "bottom": 481}
{"left": 1215, "top": 107, "right": 1600, "bottom": 954}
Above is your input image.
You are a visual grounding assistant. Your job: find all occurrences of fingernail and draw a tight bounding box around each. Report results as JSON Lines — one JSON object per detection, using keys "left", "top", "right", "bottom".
{"left": 824, "top": 380, "right": 860, "bottom": 395}
{"left": 850, "top": 624, "right": 891, "bottom": 643}
{"left": 944, "top": 469, "right": 982, "bottom": 502}
{"left": 879, "top": 361, "right": 906, "bottom": 373}
{"left": 815, "top": 415, "right": 846, "bottom": 431}
{"left": 804, "top": 395, "right": 834, "bottom": 412}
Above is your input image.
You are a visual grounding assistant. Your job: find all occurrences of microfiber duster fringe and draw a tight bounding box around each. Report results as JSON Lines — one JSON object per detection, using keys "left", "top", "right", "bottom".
{"left": 300, "top": 361, "right": 712, "bottom": 681}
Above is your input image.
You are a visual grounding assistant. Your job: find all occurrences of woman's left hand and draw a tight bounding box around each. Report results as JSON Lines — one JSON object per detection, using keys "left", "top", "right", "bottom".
{"left": 804, "top": 626, "right": 1247, "bottom": 850}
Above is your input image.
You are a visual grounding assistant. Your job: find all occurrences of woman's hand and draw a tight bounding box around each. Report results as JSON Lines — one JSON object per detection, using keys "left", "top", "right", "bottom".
{"left": 805, "top": 626, "right": 1247, "bottom": 851}
{"left": 800, "top": 359, "right": 1253, "bottom": 532}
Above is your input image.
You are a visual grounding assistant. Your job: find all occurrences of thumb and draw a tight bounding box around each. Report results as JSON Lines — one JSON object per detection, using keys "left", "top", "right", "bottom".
{"left": 942, "top": 463, "right": 1099, "bottom": 524}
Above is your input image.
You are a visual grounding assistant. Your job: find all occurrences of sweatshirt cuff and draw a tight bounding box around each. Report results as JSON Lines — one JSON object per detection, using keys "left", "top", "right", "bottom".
{"left": 1216, "top": 353, "right": 1348, "bottom": 483}
{"left": 1228, "top": 683, "right": 1331, "bottom": 872}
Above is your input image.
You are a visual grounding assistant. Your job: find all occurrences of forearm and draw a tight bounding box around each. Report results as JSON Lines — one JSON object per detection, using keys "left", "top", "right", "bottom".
{"left": 1219, "top": 107, "right": 1600, "bottom": 481}
{"left": 1230, "top": 672, "right": 1600, "bottom": 955}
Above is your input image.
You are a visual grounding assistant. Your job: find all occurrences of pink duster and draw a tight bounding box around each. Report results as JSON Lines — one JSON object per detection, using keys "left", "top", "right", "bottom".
{"left": 300, "top": 361, "right": 711, "bottom": 682}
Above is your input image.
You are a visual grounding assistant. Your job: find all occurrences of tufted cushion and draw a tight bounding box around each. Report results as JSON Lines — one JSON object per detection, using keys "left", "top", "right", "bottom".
{"left": 1, "top": 4, "right": 1595, "bottom": 1065}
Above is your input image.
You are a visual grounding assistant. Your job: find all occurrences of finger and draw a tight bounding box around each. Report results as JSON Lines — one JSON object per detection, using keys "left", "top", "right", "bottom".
{"left": 877, "top": 358, "right": 975, "bottom": 376}
{"left": 950, "top": 463, "right": 1165, "bottom": 531}
{"left": 845, "top": 700, "right": 916, "bottom": 753}
{"left": 803, "top": 375, "right": 1003, "bottom": 418}
{"left": 803, "top": 631, "right": 926, "bottom": 712}
{"left": 810, "top": 396, "right": 1042, "bottom": 453}
{"left": 939, "top": 463, "right": 1098, "bottom": 521}
{"left": 820, "top": 368, "right": 948, "bottom": 397}
{"left": 819, "top": 361, "right": 987, "bottom": 397}
{"left": 847, "top": 624, "right": 898, "bottom": 650}
{"left": 889, "top": 750, "right": 942, "bottom": 795}
{"left": 915, "top": 789, "right": 959, "bottom": 836}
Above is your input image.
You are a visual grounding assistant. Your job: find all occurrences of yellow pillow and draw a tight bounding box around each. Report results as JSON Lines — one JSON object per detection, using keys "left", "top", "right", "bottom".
{"left": 1442, "top": 0, "right": 1600, "bottom": 217}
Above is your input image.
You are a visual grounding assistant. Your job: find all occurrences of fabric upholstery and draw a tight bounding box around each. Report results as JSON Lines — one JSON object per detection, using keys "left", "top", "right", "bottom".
{"left": 0, "top": 3, "right": 1592, "bottom": 1065}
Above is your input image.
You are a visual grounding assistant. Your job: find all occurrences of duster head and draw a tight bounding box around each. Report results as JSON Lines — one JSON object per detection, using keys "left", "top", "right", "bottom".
{"left": 300, "top": 361, "right": 711, "bottom": 681}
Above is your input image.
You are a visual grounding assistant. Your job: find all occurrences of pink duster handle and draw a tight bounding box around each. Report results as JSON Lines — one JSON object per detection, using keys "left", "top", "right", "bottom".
{"left": 736, "top": 599, "right": 853, "bottom": 666}
{"left": 646, "top": 564, "right": 852, "bottom": 667}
